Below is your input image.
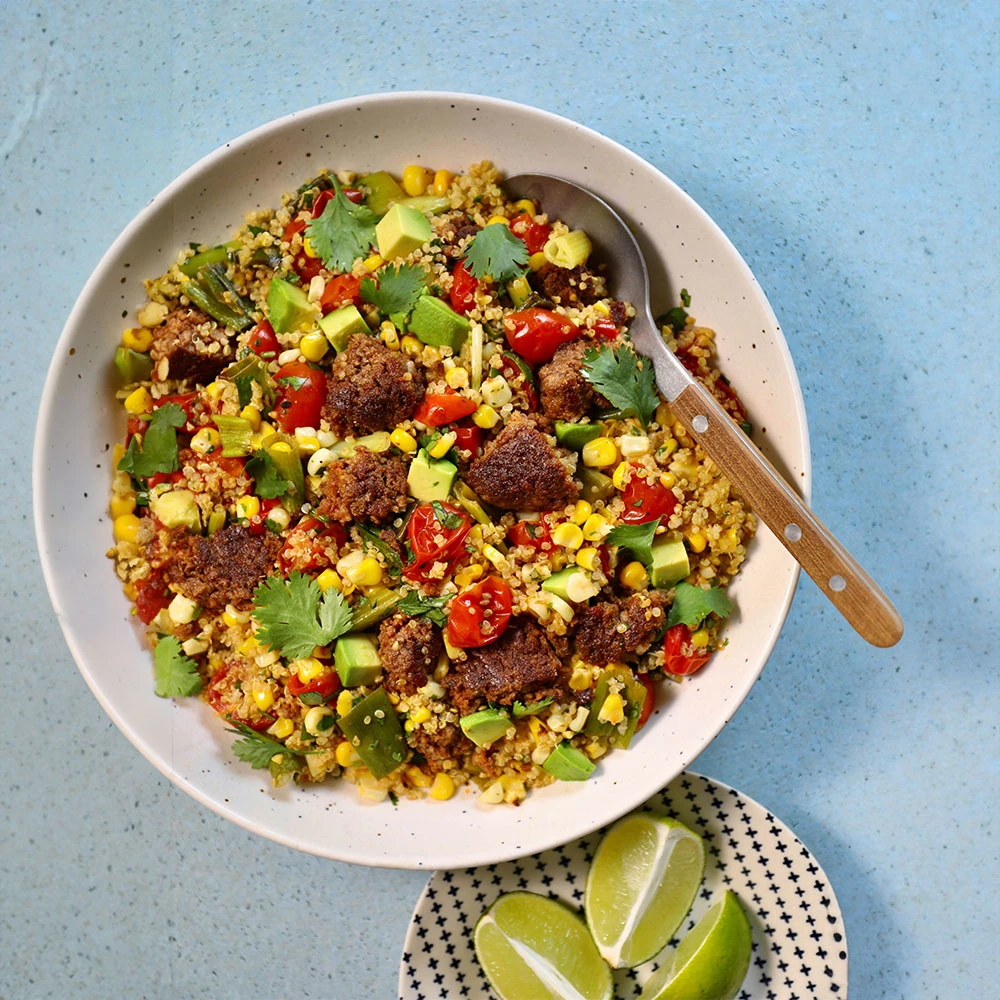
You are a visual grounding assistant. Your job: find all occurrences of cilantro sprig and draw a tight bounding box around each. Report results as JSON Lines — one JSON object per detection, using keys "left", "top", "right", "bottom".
{"left": 117, "top": 402, "right": 186, "bottom": 479}
{"left": 581, "top": 344, "right": 660, "bottom": 428}
{"left": 357, "top": 525, "right": 403, "bottom": 578}
{"left": 462, "top": 224, "right": 529, "bottom": 283}
{"left": 396, "top": 591, "right": 450, "bottom": 628}
{"left": 512, "top": 696, "right": 553, "bottom": 718}
{"left": 605, "top": 518, "right": 661, "bottom": 568}
{"left": 666, "top": 581, "right": 734, "bottom": 630}
{"left": 306, "top": 178, "right": 377, "bottom": 272}
{"left": 431, "top": 500, "right": 464, "bottom": 530}
{"left": 360, "top": 262, "right": 427, "bottom": 316}
{"left": 251, "top": 572, "right": 354, "bottom": 659}
{"left": 246, "top": 449, "right": 290, "bottom": 500}
{"left": 153, "top": 635, "right": 202, "bottom": 698}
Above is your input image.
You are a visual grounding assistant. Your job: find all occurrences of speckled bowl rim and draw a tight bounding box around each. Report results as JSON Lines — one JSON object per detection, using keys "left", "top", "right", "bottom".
{"left": 34, "top": 91, "right": 810, "bottom": 869}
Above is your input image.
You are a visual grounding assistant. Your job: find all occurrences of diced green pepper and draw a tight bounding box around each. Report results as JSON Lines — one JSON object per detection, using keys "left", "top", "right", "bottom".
{"left": 578, "top": 467, "right": 615, "bottom": 504}
{"left": 114, "top": 346, "right": 154, "bottom": 385}
{"left": 178, "top": 240, "right": 241, "bottom": 278}
{"left": 212, "top": 415, "right": 254, "bottom": 457}
{"left": 350, "top": 588, "right": 402, "bottom": 632}
{"left": 336, "top": 688, "right": 407, "bottom": 778}
{"left": 584, "top": 666, "right": 647, "bottom": 749}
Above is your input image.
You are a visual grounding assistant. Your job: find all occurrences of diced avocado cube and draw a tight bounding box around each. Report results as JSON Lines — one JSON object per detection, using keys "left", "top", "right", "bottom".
{"left": 407, "top": 448, "right": 457, "bottom": 502}
{"left": 359, "top": 170, "right": 405, "bottom": 216}
{"left": 376, "top": 202, "right": 431, "bottom": 261}
{"left": 334, "top": 634, "right": 382, "bottom": 687}
{"left": 114, "top": 346, "right": 153, "bottom": 385}
{"left": 336, "top": 687, "right": 407, "bottom": 779}
{"left": 542, "top": 741, "right": 596, "bottom": 781}
{"left": 319, "top": 304, "right": 370, "bottom": 352}
{"left": 555, "top": 421, "right": 602, "bottom": 451}
{"left": 267, "top": 276, "right": 315, "bottom": 334}
{"left": 541, "top": 567, "right": 599, "bottom": 604}
{"left": 459, "top": 708, "right": 512, "bottom": 748}
{"left": 577, "top": 467, "right": 615, "bottom": 504}
{"left": 408, "top": 295, "right": 471, "bottom": 351}
{"left": 150, "top": 489, "right": 202, "bottom": 532}
{"left": 649, "top": 537, "right": 691, "bottom": 588}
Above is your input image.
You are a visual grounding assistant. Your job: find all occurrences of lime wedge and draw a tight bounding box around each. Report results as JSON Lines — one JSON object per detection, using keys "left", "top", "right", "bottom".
{"left": 474, "top": 891, "right": 613, "bottom": 1000}
{"left": 584, "top": 812, "right": 705, "bottom": 968}
{"left": 639, "top": 890, "right": 753, "bottom": 1000}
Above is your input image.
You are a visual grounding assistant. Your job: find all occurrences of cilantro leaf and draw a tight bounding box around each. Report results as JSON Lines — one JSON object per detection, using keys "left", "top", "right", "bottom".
{"left": 512, "top": 696, "right": 553, "bottom": 718}
{"left": 462, "top": 224, "right": 530, "bottom": 283}
{"left": 431, "top": 500, "right": 464, "bottom": 530}
{"left": 117, "top": 403, "right": 186, "bottom": 479}
{"left": 660, "top": 289, "right": 692, "bottom": 331}
{"left": 360, "top": 262, "right": 427, "bottom": 316}
{"left": 357, "top": 525, "right": 402, "bottom": 577}
{"left": 275, "top": 374, "right": 308, "bottom": 392}
{"left": 246, "top": 450, "right": 290, "bottom": 500}
{"left": 396, "top": 591, "right": 450, "bottom": 628}
{"left": 605, "top": 518, "right": 661, "bottom": 567}
{"left": 666, "top": 581, "right": 734, "bottom": 629}
{"left": 306, "top": 178, "right": 377, "bottom": 272}
{"left": 225, "top": 720, "right": 308, "bottom": 771}
{"left": 581, "top": 344, "right": 659, "bottom": 428}
{"left": 153, "top": 635, "right": 202, "bottom": 698}
{"left": 251, "top": 572, "right": 354, "bottom": 659}
{"left": 221, "top": 355, "right": 275, "bottom": 409}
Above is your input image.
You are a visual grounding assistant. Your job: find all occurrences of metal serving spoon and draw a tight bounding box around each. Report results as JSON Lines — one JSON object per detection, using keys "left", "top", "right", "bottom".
{"left": 505, "top": 173, "right": 903, "bottom": 648}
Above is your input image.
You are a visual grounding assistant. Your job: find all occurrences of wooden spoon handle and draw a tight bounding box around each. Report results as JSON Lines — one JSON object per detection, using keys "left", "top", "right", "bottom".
{"left": 670, "top": 381, "right": 903, "bottom": 647}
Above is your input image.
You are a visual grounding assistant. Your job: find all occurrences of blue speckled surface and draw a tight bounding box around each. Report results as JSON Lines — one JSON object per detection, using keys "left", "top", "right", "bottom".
{"left": 3, "top": 2, "right": 996, "bottom": 997}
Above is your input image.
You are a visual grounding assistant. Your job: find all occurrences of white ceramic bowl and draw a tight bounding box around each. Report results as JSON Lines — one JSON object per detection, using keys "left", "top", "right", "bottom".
{"left": 34, "top": 92, "right": 809, "bottom": 870}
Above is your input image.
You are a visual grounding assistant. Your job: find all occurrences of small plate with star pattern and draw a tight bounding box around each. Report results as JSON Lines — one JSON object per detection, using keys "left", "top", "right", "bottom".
{"left": 398, "top": 771, "right": 848, "bottom": 1000}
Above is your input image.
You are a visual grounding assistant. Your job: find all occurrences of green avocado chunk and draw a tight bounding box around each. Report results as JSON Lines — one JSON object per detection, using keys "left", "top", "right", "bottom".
{"left": 319, "top": 303, "right": 370, "bottom": 351}
{"left": 359, "top": 170, "right": 406, "bottom": 216}
{"left": 408, "top": 295, "right": 471, "bottom": 351}
{"left": 649, "top": 536, "right": 691, "bottom": 588}
{"left": 149, "top": 489, "right": 202, "bottom": 532}
{"left": 459, "top": 708, "right": 512, "bottom": 748}
{"left": 554, "top": 421, "right": 602, "bottom": 450}
{"left": 267, "top": 276, "right": 315, "bottom": 334}
{"left": 376, "top": 202, "right": 432, "bottom": 260}
{"left": 334, "top": 634, "right": 382, "bottom": 687}
{"left": 542, "top": 741, "right": 596, "bottom": 781}
{"left": 336, "top": 687, "right": 407, "bottom": 778}
{"left": 407, "top": 448, "right": 458, "bottom": 502}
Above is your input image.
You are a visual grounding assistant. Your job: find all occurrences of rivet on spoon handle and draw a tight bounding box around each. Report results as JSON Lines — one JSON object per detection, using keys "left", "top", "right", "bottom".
{"left": 670, "top": 381, "right": 904, "bottom": 648}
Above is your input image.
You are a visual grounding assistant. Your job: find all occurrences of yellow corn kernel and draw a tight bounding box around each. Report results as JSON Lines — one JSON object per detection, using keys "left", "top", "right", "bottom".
{"left": 582, "top": 437, "right": 618, "bottom": 468}
{"left": 407, "top": 765, "right": 433, "bottom": 788}
{"left": 658, "top": 437, "right": 679, "bottom": 462}
{"left": 454, "top": 563, "right": 484, "bottom": 587}
{"left": 619, "top": 561, "right": 649, "bottom": 591}
{"left": 655, "top": 402, "right": 674, "bottom": 428}
{"left": 379, "top": 321, "right": 400, "bottom": 350}
{"left": 235, "top": 495, "right": 260, "bottom": 520}
{"left": 429, "top": 772, "right": 456, "bottom": 800}
{"left": 364, "top": 253, "right": 384, "bottom": 272}
{"left": 123, "top": 387, "right": 152, "bottom": 414}
{"left": 598, "top": 691, "right": 625, "bottom": 726}
{"left": 472, "top": 404, "right": 500, "bottom": 429}
{"left": 581, "top": 513, "right": 609, "bottom": 542}
{"left": 190, "top": 426, "right": 221, "bottom": 455}
{"left": 482, "top": 544, "right": 506, "bottom": 571}
{"left": 690, "top": 628, "right": 711, "bottom": 649}
{"left": 551, "top": 522, "right": 584, "bottom": 550}
{"left": 122, "top": 327, "right": 153, "bottom": 352}
{"left": 302, "top": 236, "right": 319, "bottom": 258}
{"left": 299, "top": 330, "right": 328, "bottom": 362}
{"left": 347, "top": 557, "right": 383, "bottom": 588}
{"left": 388, "top": 691, "right": 401, "bottom": 705}
{"left": 252, "top": 685, "right": 275, "bottom": 712}
{"left": 204, "top": 381, "right": 227, "bottom": 400}
{"left": 409, "top": 706, "right": 432, "bottom": 726}
{"left": 574, "top": 546, "right": 600, "bottom": 571}
{"left": 221, "top": 608, "right": 241, "bottom": 628}
{"left": 389, "top": 427, "right": 417, "bottom": 454}
{"left": 468, "top": 525, "right": 484, "bottom": 547}
{"left": 445, "top": 366, "right": 469, "bottom": 389}
{"left": 269, "top": 717, "right": 295, "bottom": 739}
{"left": 336, "top": 741, "right": 361, "bottom": 767}
{"left": 527, "top": 716, "right": 543, "bottom": 740}
{"left": 513, "top": 198, "right": 536, "bottom": 216}
{"left": 612, "top": 461, "right": 632, "bottom": 490}
{"left": 422, "top": 345, "right": 443, "bottom": 365}
{"left": 336, "top": 690, "right": 354, "bottom": 718}
{"left": 591, "top": 301, "right": 611, "bottom": 319}
{"left": 315, "top": 569, "right": 342, "bottom": 593}
{"left": 432, "top": 169, "right": 454, "bottom": 195}
{"left": 295, "top": 657, "right": 326, "bottom": 684}
{"left": 570, "top": 500, "right": 592, "bottom": 525}
{"left": 528, "top": 251, "right": 547, "bottom": 272}
{"left": 659, "top": 472, "right": 676, "bottom": 489}
{"left": 686, "top": 530, "right": 707, "bottom": 553}
{"left": 569, "top": 663, "right": 594, "bottom": 691}
{"left": 485, "top": 214, "right": 509, "bottom": 227}
{"left": 237, "top": 633, "right": 259, "bottom": 655}
{"left": 109, "top": 493, "right": 136, "bottom": 519}
{"left": 400, "top": 334, "right": 422, "bottom": 357}
{"left": 295, "top": 434, "right": 321, "bottom": 455}
{"left": 270, "top": 440, "right": 292, "bottom": 457}
{"left": 236, "top": 405, "right": 260, "bottom": 430}
{"left": 428, "top": 431, "right": 457, "bottom": 459}
{"left": 113, "top": 513, "right": 141, "bottom": 544}
{"left": 112, "top": 443, "right": 126, "bottom": 467}
{"left": 402, "top": 164, "right": 434, "bottom": 197}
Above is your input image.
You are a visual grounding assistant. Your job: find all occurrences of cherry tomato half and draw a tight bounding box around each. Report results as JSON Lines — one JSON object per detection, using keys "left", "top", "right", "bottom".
{"left": 272, "top": 361, "right": 326, "bottom": 433}
{"left": 450, "top": 259, "right": 479, "bottom": 315}
{"left": 452, "top": 425, "right": 482, "bottom": 461}
{"left": 413, "top": 393, "right": 478, "bottom": 427}
{"left": 404, "top": 503, "right": 472, "bottom": 583}
{"left": 620, "top": 468, "right": 678, "bottom": 525}
{"left": 496, "top": 351, "right": 539, "bottom": 409}
{"left": 507, "top": 519, "right": 552, "bottom": 551}
{"left": 278, "top": 517, "right": 348, "bottom": 573}
{"left": 286, "top": 670, "right": 341, "bottom": 701}
{"left": 592, "top": 317, "right": 620, "bottom": 340}
{"left": 504, "top": 308, "right": 580, "bottom": 365}
{"left": 207, "top": 665, "right": 273, "bottom": 731}
{"left": 320, "top": 274, "right": 362, "bottom": 314}
{"left": 636, "top": 673, "right": 655, "bottom": 729}
{"left": 447, "top": 577, "right": 513, "bottom": 648}
{"left": 662, "top": 625, "right": 712, "bottom": 676}
{"left": 248, "top": 319, "right": 280, "bottom": 359}
{"left": 134, "top": 576, "right": 171, "bottom": 625}
{"left": 509, "top": 213, "right": 552, "bottom": 255}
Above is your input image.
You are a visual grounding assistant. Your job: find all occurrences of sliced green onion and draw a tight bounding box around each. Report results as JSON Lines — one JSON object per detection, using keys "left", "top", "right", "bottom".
{"left": 213, "top": 415, "right": 254, "bottom": 457}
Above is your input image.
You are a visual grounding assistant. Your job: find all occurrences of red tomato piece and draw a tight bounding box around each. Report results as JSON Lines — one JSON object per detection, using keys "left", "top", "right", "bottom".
{"left": 248, "top": 319, "right": 280, "bottom": 359}
{"left": 449, "top": 259, "right": 479, "bottom": 315}
{"left": 286, "top": 670, "right": 341, "bottom": 701}
{"left": 207, "top": 665, "right": 273, "bottom": 730}
{"left": 496, "top": 352, "right": 539, "bottom": 409}
{"left": 620, "top": 468, "right": 678, "bottom": 524}
{"left": 413, "top": 393, "right": 478, "bottom": 427}
{"left": 134, "top": 576, "right": 171, "bottom": 625}
{"left": 146, "top": 470, "right": 185, "bottom": 489}
{"left": 271, "top": 361, "right": 326, "bottom": 433}
{"left": 293, "top": 252, "right": 325, "bottom": 283}
{"left": 446, "top": 577, "right": 513, "bottom": 648}
{"left": 592, "top": 318, "right": 619, "bottom": 340}
{"left": 636, "top": 673, "right": 655, "bottom": 729}
{"left": 283, "top": 218, "right": 306, "bottom": 243}
{"left": 509, "top": 213, "right": 552, "bottom": 254}
{"left": 278, "top": 518, "right": 347, "bottom": 573}
{"left": 403, "top": 503, "right": 471, "bottom": 583}
{"left": 504, "top": 308, "right": 580, "bottom": 365}
{"left": 452, "top": 425, "right": 482, "bottom": 461}
{"left": 320, "top": 273, "right": 362, "bottom": 313}
{"left": 507, "top": 519, "right": 552, "bottom": 551}
{"left": 662, "top": 625, "right": 712, "bottom": 676}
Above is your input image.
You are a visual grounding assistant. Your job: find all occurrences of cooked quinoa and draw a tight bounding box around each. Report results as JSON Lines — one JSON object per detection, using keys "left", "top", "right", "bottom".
{"left": 108, "top": 161, "right": 756, "bottom": 806}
